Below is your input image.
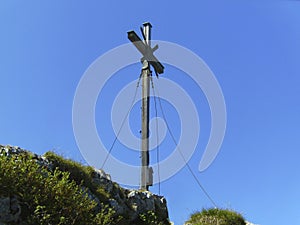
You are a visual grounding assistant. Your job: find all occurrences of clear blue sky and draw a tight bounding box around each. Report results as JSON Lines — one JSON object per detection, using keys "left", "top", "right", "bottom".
{"left": 1, "top": 1, "right": 300, "bottom": 224}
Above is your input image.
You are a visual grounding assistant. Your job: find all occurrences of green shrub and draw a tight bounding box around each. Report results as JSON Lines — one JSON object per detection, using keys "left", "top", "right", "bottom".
{"left": 44, "top": 151, "right": 118, "bottom": 204}
{"left": 43, "top": 151, "right": 95, "bottom": 187}
{"left": 139, "top": 210, "right": 167, "bottom": 225}
{"left": 0, "top": 151, "right": 118, "bottom": 225}
{"left": 186, "top": 208, "right": 246, "bottom": 225}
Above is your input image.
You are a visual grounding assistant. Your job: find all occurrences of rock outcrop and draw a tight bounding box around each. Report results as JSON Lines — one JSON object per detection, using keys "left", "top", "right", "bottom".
{"left": 246, "top": 222, "right": 259, "bottom": 225}
{"left": 0, "top": 196, "right": 21, "bottom": 224}
{"left": 0, "top": 145, "right": 170, "bottom": 225}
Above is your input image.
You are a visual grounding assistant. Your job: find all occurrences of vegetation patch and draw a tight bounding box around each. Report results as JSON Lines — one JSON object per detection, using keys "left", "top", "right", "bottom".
{"left": 0, "top": 146, "right": 170, "bottom": 225}
{"left": 186, "top": 208, "right": 246, "bottom": 225}
{"left": 0, "top": 150, "right": 120, "bottom": 224}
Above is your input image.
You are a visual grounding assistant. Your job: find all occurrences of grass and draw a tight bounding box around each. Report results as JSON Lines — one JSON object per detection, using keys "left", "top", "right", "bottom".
{"left": 186, "top": 208, "right": 246, "bottom": 225}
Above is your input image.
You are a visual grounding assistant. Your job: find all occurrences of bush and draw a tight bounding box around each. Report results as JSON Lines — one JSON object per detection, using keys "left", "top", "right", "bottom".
{"left": 44, "top": 151, "right": 114, "bottom": 204}
{"left": 186, "top": 208, "right": 246, "bottom": 225}
{"left": 0, "top": 151, "right": 118, "bottom": 225}
{"left": 139, "top": 210, "right": 167, "bottom": 225}
{"left": 43, "top": 151, "right": 95, "bottom": 188}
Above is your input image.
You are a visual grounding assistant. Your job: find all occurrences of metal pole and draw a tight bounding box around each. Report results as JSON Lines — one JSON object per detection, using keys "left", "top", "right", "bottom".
{"left": 140, "top": 22, "right": 152, "bottom": 190}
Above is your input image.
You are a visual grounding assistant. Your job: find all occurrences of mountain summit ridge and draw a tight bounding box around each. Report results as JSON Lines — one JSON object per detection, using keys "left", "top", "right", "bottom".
{"left": 0, "top": 145, "right": 170, "bottom": 225}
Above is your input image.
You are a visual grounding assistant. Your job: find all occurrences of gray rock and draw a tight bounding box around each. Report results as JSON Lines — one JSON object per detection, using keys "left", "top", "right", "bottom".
{"left": 109, "top": 199, "right": 126, "bottom": 215}
{"left": 246, "top": 222, "right": 259, "bottom": 225}
{"left": 91, "top": 169, "right": 115, "bottom": 194}
{"left": 126, "top": 190, "right": 168, "bottom": 221}
{"left": 128, "top": 190, "right": 155, "bottom": 212}
{"left": 0, "top": 196, "right": 21, "bottom": 223}
{"left": 94, "top": 169, "right": 111, "bottom": 180}
{"left": 0, "top": 145, "right": 24, "bottom": 157}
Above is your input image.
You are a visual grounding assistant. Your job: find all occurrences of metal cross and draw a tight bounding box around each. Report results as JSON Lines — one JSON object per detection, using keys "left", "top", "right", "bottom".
{"left": 127, "top": 22, "right": 164, "bottom": 190}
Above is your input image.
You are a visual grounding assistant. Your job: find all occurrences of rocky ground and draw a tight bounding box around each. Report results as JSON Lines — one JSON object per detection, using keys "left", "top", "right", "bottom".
{"left": 0, "top": 145, "right": 170, "bottom": 225}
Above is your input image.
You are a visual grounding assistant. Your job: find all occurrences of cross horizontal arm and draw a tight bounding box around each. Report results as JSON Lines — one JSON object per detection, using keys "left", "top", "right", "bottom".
{"left": 127, "top": 31, "right": 147, "bottom": 55}
{"left": 127, "top": 31, "right": 164, "bottom": 75}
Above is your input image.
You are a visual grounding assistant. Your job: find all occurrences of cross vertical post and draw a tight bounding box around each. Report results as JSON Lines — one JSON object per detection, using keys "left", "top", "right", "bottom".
{"left": 141, "top": 22, "right": 151, "bottom": 191}
{"left": 127, "top": 22, "right": 164, "bottom": 191}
